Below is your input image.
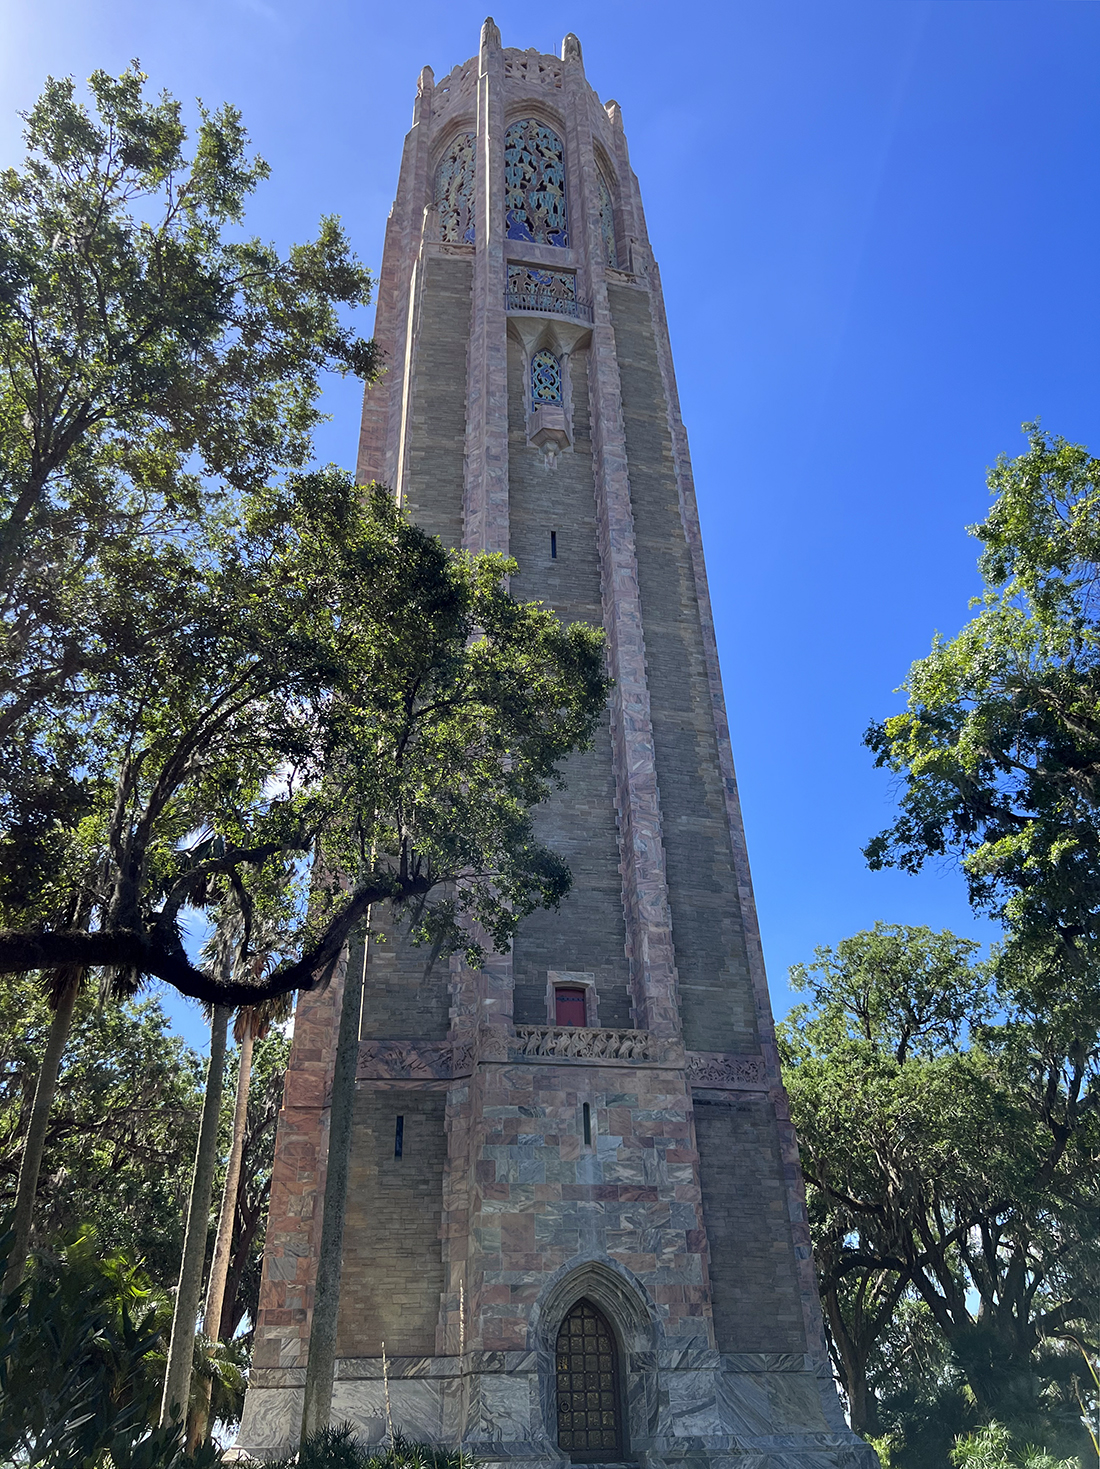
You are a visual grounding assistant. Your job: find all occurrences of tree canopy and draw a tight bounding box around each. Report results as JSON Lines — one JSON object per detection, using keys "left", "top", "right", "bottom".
{"left": 0, "top": 66, "right": 611, "bottom": 1010}
{"left": 866, "top": 424, "right": 1100, "bottom": 1018}
{"left": 780, "top": 923, "right": 1099, "bottom": 1466}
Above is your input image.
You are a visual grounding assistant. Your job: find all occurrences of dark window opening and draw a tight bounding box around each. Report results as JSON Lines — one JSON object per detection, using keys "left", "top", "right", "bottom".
{"left": 555, "top": 987, "right": 586, "bottom": 1027}
{"left": 551, "top": 530, "right": 557, "bottom": 559}
{"left": 555, "top": 1298, "right": 623, "bottom": 1459}
{"left": 582, "top": 1102, "right": 592, "bottom": 1145}
{"left": 394, "top": 1115, "right": 404, "bottom": 1158}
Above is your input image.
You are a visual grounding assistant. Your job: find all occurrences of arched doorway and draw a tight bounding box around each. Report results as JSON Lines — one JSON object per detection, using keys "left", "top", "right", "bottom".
{"left": 555, "top": 1298, "right": 624, "bottom": 1459}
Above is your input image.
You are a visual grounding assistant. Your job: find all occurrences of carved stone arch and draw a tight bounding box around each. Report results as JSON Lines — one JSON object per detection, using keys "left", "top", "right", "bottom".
{"left": 530, "top": 1257, "right": 660, "bottom": 1458}
{"left": 592, "top": 146, "right": 620, "bottom": 268}
{"left": 431, "top": 127, "right": 477, "bottom": 243}
{"left": 502, "top": 101, "right": 570, "bottom": 141}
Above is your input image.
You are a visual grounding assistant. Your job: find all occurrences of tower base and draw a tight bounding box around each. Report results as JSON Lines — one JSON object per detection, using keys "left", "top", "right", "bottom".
{"left": 235, "top": 1352, "right": 877, "bottom": 1467}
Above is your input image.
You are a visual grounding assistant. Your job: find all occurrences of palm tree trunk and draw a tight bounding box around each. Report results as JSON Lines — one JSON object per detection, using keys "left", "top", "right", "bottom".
{"left": 301, "top": 943, "right": 358, "bottom": 1442}
{"left": 187, "top": 1019, "right": 255, "bottom": 1451}
{"left": 1, "top": 966, "right": 82, "bottom": 1297}
{"left": 160, "top": 1003, "right": 231, "bottom": 1427}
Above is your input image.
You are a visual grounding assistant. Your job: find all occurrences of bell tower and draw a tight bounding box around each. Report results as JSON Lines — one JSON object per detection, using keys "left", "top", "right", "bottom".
{"left": 236, "top": 21, "right": 875, "bottom": 1467}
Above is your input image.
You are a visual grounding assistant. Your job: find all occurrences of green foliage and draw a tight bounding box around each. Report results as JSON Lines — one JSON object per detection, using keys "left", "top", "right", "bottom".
{"left": 779, "top": 924, "right": 1098, "bottom": 1466}
{"left": 0, "top": 470, "right": 610, "bottom": 1005}
{"left": 950, "top": 1421, "right": 1081, "bottom": 1469}
{"left": 0, "top": 66, "right": 609, "bottom": 1013}
{"left": 265, "top": 1427, "right": 476, "bottom": 1469}
{"left": 865, "top": 423, "right": 1100, "bottom": 1014}
{"left": 0, "top": 1228, "right": 222, "bottom": 1468}
{"left": 0, "top": 977, "right": 202, "bottom": 1280}
{"left": 0, "top": 64, "right": 376, "bottom": 927}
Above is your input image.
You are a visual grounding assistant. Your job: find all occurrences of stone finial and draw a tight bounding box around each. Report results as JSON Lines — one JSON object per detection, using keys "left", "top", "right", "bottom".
{"left": 562, "top": 32, "right": 583, "bottom": 63}
{"left": 413, "top": 64, "right": 434, "bottom": 126}
{"left": 481, "top": 16, "right": 501, "bottom": 50}
{"left": 605, "top": 99, "right": 623, "bottom": 130}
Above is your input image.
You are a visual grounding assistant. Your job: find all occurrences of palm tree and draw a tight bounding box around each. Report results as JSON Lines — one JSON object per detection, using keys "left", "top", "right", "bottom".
{"left": 187, "top": 982, "right": 292, "bottom": 1451}
{"left": 159, "top": 999, "right": 232, "bottom": 1427}
{"left": 1, "top": 962, "right": 84, "bottom": 1297}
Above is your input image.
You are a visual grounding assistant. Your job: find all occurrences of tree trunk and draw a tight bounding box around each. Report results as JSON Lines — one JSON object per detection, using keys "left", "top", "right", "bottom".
{"left": 1, "top": 966, "right": 82, "bottom": 1297}
{"left": 187, "top": 1020, "right": 255, "bottom": 1451}
{"left": 160, "top": 1004, "right": 231, "bottom": 1428}
{"left": 822, "top": 1283, "right": 881, "bottom": 1436}
{"left": 300, "top": 944, "right": 359, "bottom": 1442}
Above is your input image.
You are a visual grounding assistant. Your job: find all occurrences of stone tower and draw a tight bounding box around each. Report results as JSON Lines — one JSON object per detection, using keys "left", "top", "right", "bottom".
{"left": 236, "top": 22, "right": 873, "bottom": 1468}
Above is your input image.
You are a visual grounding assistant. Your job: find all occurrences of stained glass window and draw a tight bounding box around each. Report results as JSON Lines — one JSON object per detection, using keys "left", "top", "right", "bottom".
{"left": 435, "top": 132, "right": 475, "bottom": 244}
{"left": 597, "top": 170, "right": 618, "bottom": 268}
{"left": 504, "top": 119, "right": 568, "bottom": 247}
{"left": 531, "top": 350, "right": 562, "bottom": 407}
{"left": 555, "top": 1299, "right": 622, "bottom": 1456}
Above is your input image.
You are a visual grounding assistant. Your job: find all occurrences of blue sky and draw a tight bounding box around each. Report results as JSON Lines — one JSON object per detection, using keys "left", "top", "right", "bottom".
{"left": 5, "top": 0, "right": 1098, "bottom": 1051}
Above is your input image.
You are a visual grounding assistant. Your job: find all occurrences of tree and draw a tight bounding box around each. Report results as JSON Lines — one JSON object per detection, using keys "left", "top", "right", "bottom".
{"left": 779, "top": 924, "right": 1098, "bottom": 1466}
{"left": 189, "top": 963, "right": 292, "bottom": 1448}
{"left": 0, "top": 977, "right": 202, "bottom": 1281}
{"left": 865, "top": 423, "right": 1100, "bottom": 1016}
{"left": 0, "top": 59, "right": 377, "bottom": 1292}
{"left": 0, "top": 61, "right": 376, "bottom": 752}
{"left": 216, "top": 1028, "right": 290, "bottom": 1345}
{"left": 0, "top": 1227, "right": 224, "bottom": 1469}
{"left": 0, "top": 470, "right": 609, "bottom": 1007}
{"left": 159, "top": 1003, "right": 230, "bottom": 1427}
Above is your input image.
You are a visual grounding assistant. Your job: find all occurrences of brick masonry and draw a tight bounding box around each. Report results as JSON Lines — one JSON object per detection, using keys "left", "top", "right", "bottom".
{"left": 235, "top": 22, "right": 877, "bottom": 1469}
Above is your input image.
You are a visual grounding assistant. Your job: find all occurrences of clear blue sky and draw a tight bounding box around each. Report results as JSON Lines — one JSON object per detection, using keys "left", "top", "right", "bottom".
{"left": 5, "top": 0, "right": 1099, "bottom": 1050}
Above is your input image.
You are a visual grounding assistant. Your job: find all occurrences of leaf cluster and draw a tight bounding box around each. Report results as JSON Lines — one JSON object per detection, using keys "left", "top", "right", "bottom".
{"left": 780, "top": 924, "right": 1098, "bottom": 1464}
{"left": 0, "top": 474, "right": 610, "bottom": 1004}
{"left": 0, "top": 1227, "right": 222, "bottom": 1468}
{"left": 0, "top": 978, "right": 202, "bottom": 1280}
{"left": 865, "top": 424, "right": 1100, "bottom": 1006}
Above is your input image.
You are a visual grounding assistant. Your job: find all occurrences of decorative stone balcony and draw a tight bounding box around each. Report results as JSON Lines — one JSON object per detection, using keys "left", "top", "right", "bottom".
{"left": 511, "top": 1025, "right": 655, "bottom": 1062}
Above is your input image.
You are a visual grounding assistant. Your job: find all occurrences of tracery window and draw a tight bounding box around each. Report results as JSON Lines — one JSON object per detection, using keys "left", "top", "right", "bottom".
{"left": 435, "top": 132, "right": 475, "bottom": 243}
{"left": 531, "top": 349, "right": 562, "bottom": 407}
{"left": 596, "top": 170, "right": 617, "bottom": 268}
{"left": 504, "top": 118, "right": 568, "bottom": 247}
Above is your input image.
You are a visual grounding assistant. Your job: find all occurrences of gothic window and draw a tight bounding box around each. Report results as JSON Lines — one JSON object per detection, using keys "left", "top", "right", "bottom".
{"left": 596, "top": 170, "right": 617, "bottom": 268}
{"left": 555, "top": 1298, "right": 623, "bottom": 1458}
{"left": 531, "top": 349, "right": 562, "bottom": 408}
{"left": 505, "top": 118, "right": 568, "bottom": 246}
{"left": 555, "top": 987, "right": 586, "bottom": 1026}
{"left": 435, "top": 132, "right": 475, "bottom": 243}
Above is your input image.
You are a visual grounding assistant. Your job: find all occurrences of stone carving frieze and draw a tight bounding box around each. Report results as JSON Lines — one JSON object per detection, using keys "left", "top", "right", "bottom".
{"left": 685, "top": 1051, "right": 768, "bottom": 1091}
{"left": 511, "top": 1026, "right": 656, "bottom": 1063}
{"left": 356, "top": 1040, "right": 455, "bottom": 1081}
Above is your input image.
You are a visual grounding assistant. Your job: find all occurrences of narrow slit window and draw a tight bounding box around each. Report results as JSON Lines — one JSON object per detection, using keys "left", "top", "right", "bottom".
{"left": 551, "top": 530, "right": 557, "bottom": 559}
{"left": 394, "top": 1115, "right": 404, "bottom": 1158}
{"left": 582, "top": 1102, "right": 592, "bottom": 1146}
